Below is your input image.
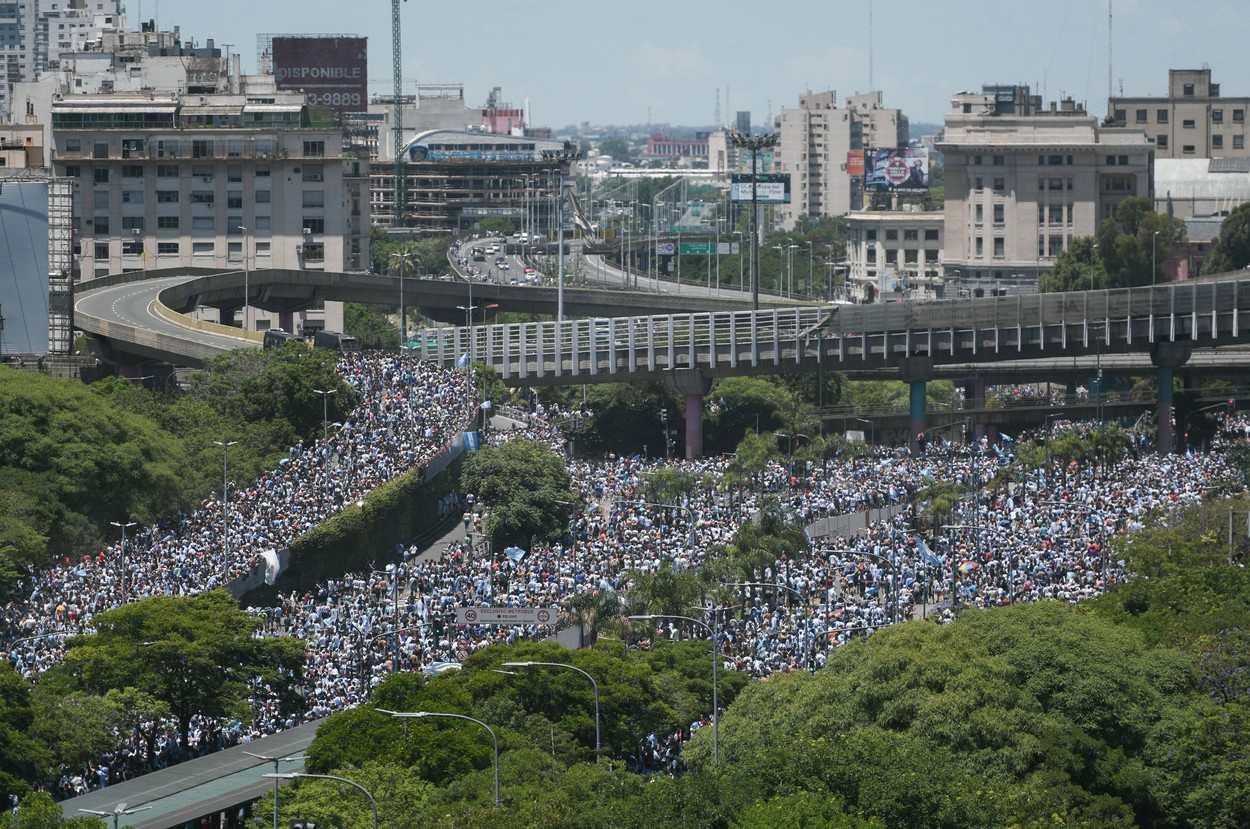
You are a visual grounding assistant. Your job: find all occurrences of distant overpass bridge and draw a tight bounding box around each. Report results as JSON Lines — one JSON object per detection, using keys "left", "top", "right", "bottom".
{"left": 76, "top": 267, "right": 1250, "bottom": 454}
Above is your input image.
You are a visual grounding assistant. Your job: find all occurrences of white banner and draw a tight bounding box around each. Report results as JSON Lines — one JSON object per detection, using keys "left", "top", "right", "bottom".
{"left": 456, "top": 606, "right": 555, "bottom": 625}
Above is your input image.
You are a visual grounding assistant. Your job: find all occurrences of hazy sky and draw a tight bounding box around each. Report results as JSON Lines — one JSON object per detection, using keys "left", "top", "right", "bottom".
{"left": 153, "top": 0, "right": 1245, "bottom": 131}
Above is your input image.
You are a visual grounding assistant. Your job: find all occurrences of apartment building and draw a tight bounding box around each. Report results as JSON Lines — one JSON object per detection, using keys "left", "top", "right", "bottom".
{"left": 0, "top": 0, "right": 122, "bottom": 118}
{"left": 939, "top": 86, "right": 1152, "bottom": 294}
{"left": 773, "top": 90, "right": 907, "bottom": 230}
{"left": 1108, "top": 68, "right": 1250, "bottom": 159}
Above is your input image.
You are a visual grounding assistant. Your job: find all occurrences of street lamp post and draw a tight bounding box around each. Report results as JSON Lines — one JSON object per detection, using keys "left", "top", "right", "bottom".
{"left": 245, "top": 752, "right": 307, "bottom": 829}
{"left": 772, "top": 431, "right": 811, "bottom": 481}
{"left": 730, "top": 131, "right": 781, "bottom": 310}
{"left": 502, "top": 661, "right": 600, "bottom": 756}
{"left": 312, "top": 389, "right": 336, "bottom": 446}
{"left": 212, "top": 439, "right": 237, "bottom": 585}
{"left": 109, "top": 520, "right": 137, "bottom": 603}
{"left": 456, "top": 304, "right": 479, "bottom": 367}
{"left": 805, "top": 241, "right": 813, "bottom": 299}
{"left": 630, "top": 613, "right": 720, "bottom": 763}
{"left": 379, "top": 710, "right": 499, "bottom": 807}
{"left": 263, "top": 773, "right": 376, "bottom": 829}
{"left": 854, "top": 417, "right": 875, "bottom": 446}
{"left": 733, "top": 231, "right": 745, "bottom": 292}
{"left": 79, "top": 805, "right": 151, "bottom": 829}
{"left": 1151, "top": 230, "right": 1160, "bottom": 287}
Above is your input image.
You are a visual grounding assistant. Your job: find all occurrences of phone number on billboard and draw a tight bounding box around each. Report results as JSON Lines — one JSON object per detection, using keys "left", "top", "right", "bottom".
{"left": 308, "top": 92, "right": 362, "bottom": 107}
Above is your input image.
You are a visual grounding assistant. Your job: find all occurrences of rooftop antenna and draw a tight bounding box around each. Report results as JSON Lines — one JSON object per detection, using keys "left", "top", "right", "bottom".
{"left": 714, "top": 87, "right": 720, "bottom": 128}
{"left": 1108, "top": 0, "right": 1113, "bottom": 109}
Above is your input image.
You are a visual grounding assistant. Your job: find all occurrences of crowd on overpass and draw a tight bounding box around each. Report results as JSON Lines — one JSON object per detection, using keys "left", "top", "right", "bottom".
{"left": 2, "top": 347, "right": 1246, "bottom": 794}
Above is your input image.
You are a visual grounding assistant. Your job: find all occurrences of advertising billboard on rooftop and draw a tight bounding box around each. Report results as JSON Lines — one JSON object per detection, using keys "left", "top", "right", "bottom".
{"left": 272, "top": 36, "right": 367, "bottom": 114}
{"left": 865, "top": 148, "right": 929, "bottom": 193}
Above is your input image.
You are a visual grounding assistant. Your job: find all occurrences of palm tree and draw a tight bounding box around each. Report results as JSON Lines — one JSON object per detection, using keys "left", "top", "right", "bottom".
{"left": 564, "top": 588, "right": 628, "bottom": 648}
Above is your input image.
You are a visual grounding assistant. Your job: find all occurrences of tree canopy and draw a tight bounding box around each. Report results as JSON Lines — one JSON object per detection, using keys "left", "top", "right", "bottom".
{"left": 1042, "top": 197, "right": 1187, "bottom": 291}
{"left": 1203, "top": 201, "right": 1250, "bottom": 275}
{"left": 461, "top": 440, "right": 577, "bottom": 548}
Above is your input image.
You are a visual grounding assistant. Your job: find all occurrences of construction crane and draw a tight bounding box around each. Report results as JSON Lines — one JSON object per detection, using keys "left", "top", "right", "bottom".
{"left": 392, "top": 0, "right": 406, "bottom": 226}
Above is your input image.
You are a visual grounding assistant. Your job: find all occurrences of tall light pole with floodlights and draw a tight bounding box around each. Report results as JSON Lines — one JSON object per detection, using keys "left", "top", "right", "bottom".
{"left": 730, "top": 131, "right": 780, "bottom": 310}
{"left": 109, "top": 520, "right": 137, "bottom": 602}
{"left": 1151, "top": 229, "right": 1160, "bottom": 287}
{"left": 503, "top": 660, "right": 601, "bottom": 755}
{"left": 630, "top": 613, "right": 720, "bottom": 763}
{"left": 212, "top": 439, "right": 237, "bottom": 585}
{"left": 541, "top": 145, "right": 583, "bottom": 323}
{"left": 378, "top": 710, "right": 499, "bottom": 806}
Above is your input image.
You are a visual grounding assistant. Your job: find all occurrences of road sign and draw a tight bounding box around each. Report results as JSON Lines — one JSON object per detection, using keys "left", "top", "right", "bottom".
{"left": 656, "top": 242, "right": 676, "bottom": 255}
{"left": 670, "top": 224, "right": 705, "bottom": 233}
{"left": 456, "top": 606, "right": 554, "bottom": 626}
{"left": 679, "top": 242, "right": 714, "bottom": 255}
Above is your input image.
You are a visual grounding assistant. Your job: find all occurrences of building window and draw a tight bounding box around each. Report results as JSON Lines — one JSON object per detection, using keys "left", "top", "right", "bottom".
{"left": 975, "top": 237, "right": 984, "bottom": 257}
{"left": 93, "top": 191, "right": 110, "bottom": 210}
{"left": 227, "top": 218, "right": 244, "bottom": 235}
{"left": 122, "top": 165, "right": 143, "bottom": 178}
{"left": 64, "top": 164, "right": 81, "bottom": 177}
{"left": 975, "top": 176, "right": 983, "bottom": 190}
{"left": 1157, "top": 109, "right": 1169, "bottom": 123}
{"left": 1213, "top": 134, "right": 1224, "bottom": 149}
{"left": 121, "top": 191, "right": 143, "bottom": 204}
{"left": 192, "top": 242, "right": 214, "bottom": 255}
{"left": 885, "top": 229, "right": 898, "bottom": 240}
{"left": 1183, "top": 145, "right": 1196, "bottom": 155}
{"left": 1114, "top": 109, "right": 1127, "bottom": 122}
{"left": 1048, "top": 177, "right": 1063, "bottom": 190}
{"left": 993, "top": 204, "right": 1005, "bottom": 224}
{"left": 302, "top": 190, "right": 324, "bottom": 208}
{"left": 993, "top": 177, "right": 1005, "bottom": 191}
{"left": 866, "top": 248, "right": 876, "bottom": 264}
{"left": 302, "top": 140, "right": 325, "bottom": 157}
{"left": 94, "top": 242, "right": 109, "bottom": 259}
{"left": 157, "top": 216, "right": 179, "bottom": 229}
{"left": 227, "top": 191, "right": 243, "bottom": 209}
{"left": 993, "top": 237, "right": 1005, "bottom": 258}
{"left": 1213, "top": 108, "right": 1224, "bottom": 123}
{"left": 1235, "top": 109, "right": 1245, "bottom": 123}
{"left": 157, "top": 164, "right": 178, "bottom": 178}
{"left": 93, "top": 140, "right": 109, "bottom": 159}
{"left": 121, "top": 240, "right": 144, "bottom": 256}
{"left": 157, "top": 190, "right": 179, "bottom": 203}
{"left": 157, "top": 242, "right": 179, "bottom": 255}
{"left": 192, "top": 140, "right": 212, "bottom": 159}
{"left": 121, "top": 216, "right": 144, "bottom": 232}
{"left": 1107, "top": 155, "right": 1117, "bottom": 166}
{"left": 1182, "top": 119, "right": 1196, "bottom": 129}
{"left": 1049, "top": 235, "right": 1063, "bottom": 257}
{"left": 93, "top": 168, "right": 109, "bottom": 183}
{"left": 255, "top": 190, "right": 271, "bottom": 203}
{"left": 1136, "top": 108, "right": 1148, "bottom": 123}
{"left": 65, "top": 139, "right": 81, "bottom": 153}
{"left": 1048, "top": 204, "right": 1062, "bottom": 225}
{"left": 865, "top": 229, "right": 876, "bottom": 241}
{"left": 903, "top": 249, "right": 918, "bottom": 264}
{"left": 1235, "top": 135, "right": 1245, "bottom": 150}
{"left": 903, "top": 229, "right": 918, "bottom": 241}
{"left": 924, "top": 228, "right": 939, "bottom": 241}
{"left": 975, "top": 204, "right": 983, "bottom": 223}
{"left": 302, "top": 165, "right": 324, "bottom": 182}
{"left": 303, "top": 218, "right": 325, "bottom": 234}
{"left": 992, "top": 155, "right": 1004, "bottom": 165}
{"left": 1183, "top": 83, "right": 1194, "bottom": 96}
{"left": 973, "top": 155, "right": 983, "bottom": 165}
{"left": 1157, "top": 135, "right": 1168, "bottom": 149}
{"left": 925, "top": 249, "right": 938, "bottom": 262}
{"left": 192, "top": 216, "right": 215, "bottom": 230}
{"left": 190, "top": 191, "right": 214, "bottom": 205}
{"left": 227, "top": 164, "right": 243, "bottom": 182}
{"left": 94, "top": 217, "right": 109, "bottom": 234}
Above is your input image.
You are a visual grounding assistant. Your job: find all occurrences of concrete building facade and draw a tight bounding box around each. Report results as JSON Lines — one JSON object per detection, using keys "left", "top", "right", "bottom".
{"left": 939, "top": 86, "right": 1153, "bottom": 295}
{"left": 846, "top": 208, "right": 944, "bottom": 302}
{"left": 1109, "top": 68, "right": 1250, "bottom": 159}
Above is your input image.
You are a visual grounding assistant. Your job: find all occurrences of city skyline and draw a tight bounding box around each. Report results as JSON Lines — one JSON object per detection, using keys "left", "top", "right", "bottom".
{"left": 154, "top": 0, "right": 1247, "bottom": 132}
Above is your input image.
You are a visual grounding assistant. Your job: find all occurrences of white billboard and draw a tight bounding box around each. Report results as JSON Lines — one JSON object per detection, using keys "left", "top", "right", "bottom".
{"left": 455, "top": 606, "right": 555, "bottom": 625}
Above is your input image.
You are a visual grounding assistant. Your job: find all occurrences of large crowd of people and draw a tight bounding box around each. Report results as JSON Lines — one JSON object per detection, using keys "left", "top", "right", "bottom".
{"left": 2, "top": 346, "right": 1245, "bottom": 794}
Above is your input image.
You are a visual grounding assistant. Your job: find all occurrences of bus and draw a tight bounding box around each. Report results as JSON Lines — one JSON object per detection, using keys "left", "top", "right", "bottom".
{"left": 262, "top": 329, "right": 300, "bottom": 349}
{"left": 312, "top": 330, "right": 361, "bottom": 354}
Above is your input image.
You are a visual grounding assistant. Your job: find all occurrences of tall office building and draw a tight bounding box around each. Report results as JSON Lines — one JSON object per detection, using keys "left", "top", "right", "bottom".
{"left": 940, "top": 85, "right": 1152, "bottom": 295}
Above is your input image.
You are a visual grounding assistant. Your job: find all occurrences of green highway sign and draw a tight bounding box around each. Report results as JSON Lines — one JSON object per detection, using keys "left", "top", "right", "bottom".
{"left": 679, "top": 242, "right": 714, "bottom": 255}
{"left": 670, "top": 225, "right": 705, "bottom": 233}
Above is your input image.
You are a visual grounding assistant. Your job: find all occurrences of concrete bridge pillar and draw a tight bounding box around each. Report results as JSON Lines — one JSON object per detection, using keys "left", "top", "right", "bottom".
{"left": 1152, "top": 342, "right": 1192, "bottom": 454}
{"left": 901, "top": 357, "right": 935, "bottom": 455}
{"left": 963, "top": 377, "right": 986, "bottom": 442}
{"left": 667, "top": 369, "right": 713, "bottom": 460}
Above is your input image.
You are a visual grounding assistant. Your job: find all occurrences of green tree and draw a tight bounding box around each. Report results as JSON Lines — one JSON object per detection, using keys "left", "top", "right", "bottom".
{"left": 575, "top": 381, "right": 682, "bottom": 457}
{"left": 0, "top": 666, "right": 52, "bottom": 800}
{"left": 1203, "top": 201, "right": 1250, "bottom": 275}
{"left": 703, "top": 376, "right": 795, "bottom": 455}
{"left": 51, "top": 590, "right": 305, "bottom": 752}
{"left": 344, "top": 303, "right": 400, "bottom": 349}
{"left": 461, "top": 440, "right": 577, "bottom": 549}
{"left": 0, "top": 793, "right": 102, "bottom": 829}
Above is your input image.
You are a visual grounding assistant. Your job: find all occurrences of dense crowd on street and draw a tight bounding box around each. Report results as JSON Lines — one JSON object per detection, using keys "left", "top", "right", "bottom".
{"left": 2, "top": 345, "right": 1246, "bottom": 793}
